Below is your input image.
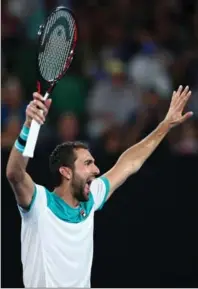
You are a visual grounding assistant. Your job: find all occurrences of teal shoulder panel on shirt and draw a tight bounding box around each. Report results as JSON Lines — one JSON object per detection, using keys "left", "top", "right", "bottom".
{"left": 97, "top": 176, "right": 110, "bottom": 210}
{"left": 45, "top": 188, "right": 94, "bottom": 223}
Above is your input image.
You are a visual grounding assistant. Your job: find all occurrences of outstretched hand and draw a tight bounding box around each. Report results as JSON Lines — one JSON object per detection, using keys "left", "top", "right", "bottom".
{"left": 164, "top": 85, "right": 193, "bottom": 128}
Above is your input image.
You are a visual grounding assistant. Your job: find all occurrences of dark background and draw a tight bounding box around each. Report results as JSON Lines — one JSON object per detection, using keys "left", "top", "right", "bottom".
{"left": 2, "top": 0, "right": 198, "bottom": 287}
{"left": 2, "top": 148, "right": 198, "bottom": 287}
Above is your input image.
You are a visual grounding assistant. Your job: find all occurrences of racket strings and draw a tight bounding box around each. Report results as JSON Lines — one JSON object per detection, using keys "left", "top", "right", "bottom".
{"left": 40, "top": 13, "right": 58, "bottom": 80}
{"left": 39, "top": 10, "right": 75, "bottom": 82}
{"left": 56, "top": 10, "right": 75, "bottom": 71}
{"left": 61, "top": 11, "right": 75, "bottom": 69}
{"left": 44, "top": 11, "right": 66, "bottom": 80}
{"left": 42, "top": 25, "right": 66, "bottom": 80}
{"left": 40, "top": 13, "right": 66, "bottom": 80}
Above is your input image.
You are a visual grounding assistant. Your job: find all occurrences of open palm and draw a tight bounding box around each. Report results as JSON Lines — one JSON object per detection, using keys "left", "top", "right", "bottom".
{"left": 165, "top": 85, "right": 193, "bottom": 128}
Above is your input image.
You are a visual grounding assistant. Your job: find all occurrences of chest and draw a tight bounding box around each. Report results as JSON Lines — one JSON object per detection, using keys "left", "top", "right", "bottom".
{"left": 40, "top": 209, "right": 94, "bottom": 253}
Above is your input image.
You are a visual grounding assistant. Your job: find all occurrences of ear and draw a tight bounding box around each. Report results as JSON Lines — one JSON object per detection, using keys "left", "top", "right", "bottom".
{"left": 59, "top": 167, "right": 72, "bottom": 180}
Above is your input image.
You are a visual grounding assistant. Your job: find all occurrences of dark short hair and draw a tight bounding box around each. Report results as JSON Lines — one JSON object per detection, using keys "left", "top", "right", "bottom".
{"left": 49, "top": 141, "right": 89, "bottom": 187}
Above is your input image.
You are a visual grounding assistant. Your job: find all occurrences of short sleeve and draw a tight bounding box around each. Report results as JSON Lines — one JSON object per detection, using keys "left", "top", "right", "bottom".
{"left": 90, "top": 176, "right": 110, "bottom": 211}
{"left": 18, "top": 184, "right": 47, "bottom": 222}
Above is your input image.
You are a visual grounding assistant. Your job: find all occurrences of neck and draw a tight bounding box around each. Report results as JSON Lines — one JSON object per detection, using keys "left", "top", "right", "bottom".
{"left": 54, "top": 183, "right": 79, "bottom": 208}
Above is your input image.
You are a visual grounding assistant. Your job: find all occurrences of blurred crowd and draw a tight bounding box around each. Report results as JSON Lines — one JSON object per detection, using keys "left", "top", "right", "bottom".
{"left": 2, "top": 0, "right": 198, "bottom": 161}
{"left": 2, "top": 2, "right": 198, "bottom": 287}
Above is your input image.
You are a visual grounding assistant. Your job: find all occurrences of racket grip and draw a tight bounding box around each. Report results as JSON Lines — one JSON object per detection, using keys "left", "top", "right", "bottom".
{"left": 23, "top": 120, "right": 41, "bottom": 158}
{"left": 23, "top": 92, "right": 50, "bottom": 158}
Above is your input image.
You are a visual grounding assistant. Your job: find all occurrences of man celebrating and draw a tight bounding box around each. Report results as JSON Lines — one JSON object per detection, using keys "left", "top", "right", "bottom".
{"left": 6, "top": 86, "right": 192, "bottom": 287}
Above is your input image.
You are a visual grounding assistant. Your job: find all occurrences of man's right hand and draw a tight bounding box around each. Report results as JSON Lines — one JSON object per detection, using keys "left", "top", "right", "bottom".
{"left": 25, "top": 92, "right": 52, "bottom": 127}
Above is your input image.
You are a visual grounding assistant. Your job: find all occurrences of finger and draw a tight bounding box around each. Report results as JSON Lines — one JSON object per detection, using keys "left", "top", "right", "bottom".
{"left": 172, "top": 86, "right": 183, "bottom": 105}
{"left": 171, "top": 90, "right": 177, "bottom": 104}
{"left": 177, "top": 90, "right": 192, "bottom": 110}
{"left": 33, "top": 92, "right": 45, "bottom": 102}
{"left": 33, "top": 107, "right": 46, "bottom": 123}
{"left": 172, "top": 90, "right": 176, "bottom": 99}
{"left": 175, "top": 85, "right": 183, "bottom": 98}
{"left": 45, "top": 98, "right": 52, "bottom": 110}
{"left": 174, "top": 85, "right": 183, "bottom": 101}
{"left": 179, "top": 111, "right": 193, "bottom": 124}
{"left": 176, "top": 85, "right": 183, "bottom": 95}
{"left": 178, "top": 86, "right": 189, "bottom": 103}
{"left": 27, "top": 105, "right": 45, "bottom": 124}
{"left": 173, "top": 85, "right": 184, "bottom": 105}
{"left": 33, "top": 99, "right": 48, "bottom": 114}
{"left": 42, "top": 99, "right": 52, "bottom": 116}
{"left": 174, "top": 85, "right": 190, "bottom": 108}
{"left": 181, "top": 85, "right": 189, "bottom": 99}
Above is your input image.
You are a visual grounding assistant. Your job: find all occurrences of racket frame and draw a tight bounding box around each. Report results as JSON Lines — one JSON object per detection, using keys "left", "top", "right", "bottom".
{"left": 36, "top": 6, "right": 78, "bottom": 95}
{"left": 23, "top": 6, "right": 78, "bottom": 158}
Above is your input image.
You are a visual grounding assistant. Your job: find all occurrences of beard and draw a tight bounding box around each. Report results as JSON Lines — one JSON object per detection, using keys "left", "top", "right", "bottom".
{"left": 71, "top": 172, "right": 89, "bottom": 202}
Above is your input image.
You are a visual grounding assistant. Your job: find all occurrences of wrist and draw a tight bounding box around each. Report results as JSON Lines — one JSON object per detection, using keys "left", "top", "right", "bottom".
{"left": 160, "top": 119, "right": 172, "bottom": 133}
{"left": 15, "top": 125, "right": 30, "bottom": 154}
{"left": 24, "top": 120, "right": 31, "bottom": 128}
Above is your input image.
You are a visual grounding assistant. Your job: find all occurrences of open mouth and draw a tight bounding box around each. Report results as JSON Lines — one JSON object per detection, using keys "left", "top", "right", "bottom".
{"left": 86, "top": 176, "right": 96, "bottom": 186}
{"left": 84, "top": 177, "right": 95, "bottom": 194}
{"left": 86, "top": 180, "right": 92, "bottom": 186}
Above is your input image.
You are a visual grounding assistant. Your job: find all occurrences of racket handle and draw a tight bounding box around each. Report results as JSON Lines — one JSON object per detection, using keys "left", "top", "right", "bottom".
{"left": 23, "top": 120, "right": 41, "bottom": 158}
{"left": 23, "top": 92, "right": 50, "bottom": 158}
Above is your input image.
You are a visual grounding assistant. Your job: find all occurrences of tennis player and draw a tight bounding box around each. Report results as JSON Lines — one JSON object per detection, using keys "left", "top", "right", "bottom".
{"left": 6, "top": 85, "right": 192, "bottom": 287}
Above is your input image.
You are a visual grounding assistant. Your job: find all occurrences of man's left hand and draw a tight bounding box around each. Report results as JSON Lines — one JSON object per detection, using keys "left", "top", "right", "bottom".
{"left": 164, "top": 85, "right": 193, "bottom": 128}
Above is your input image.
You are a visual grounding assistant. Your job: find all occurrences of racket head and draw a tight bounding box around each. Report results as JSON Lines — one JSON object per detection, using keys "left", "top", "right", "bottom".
{"left": 36, "top": 6, "right": 78, "bottom": 93}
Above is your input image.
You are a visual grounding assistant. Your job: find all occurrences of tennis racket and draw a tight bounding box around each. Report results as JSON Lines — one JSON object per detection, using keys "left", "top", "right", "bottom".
{"left": 23, "top": 6, "right": 77, "bottom": 158}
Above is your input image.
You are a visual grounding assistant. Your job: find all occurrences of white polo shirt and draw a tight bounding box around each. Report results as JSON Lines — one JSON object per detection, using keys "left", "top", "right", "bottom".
{"left": 18, "top": 176, "right": 110, "bottom": 288}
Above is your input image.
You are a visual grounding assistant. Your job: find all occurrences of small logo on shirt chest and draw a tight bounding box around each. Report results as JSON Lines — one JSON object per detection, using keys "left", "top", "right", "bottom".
{"left": 80, "top": 209, "right": 86, "bottom": 217}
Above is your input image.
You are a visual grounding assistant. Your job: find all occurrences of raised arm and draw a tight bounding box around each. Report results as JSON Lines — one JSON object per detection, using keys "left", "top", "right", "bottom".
{"left": 6, "top": 93, "right": 51, "bottom": 208}
{"left": 103, "top": 85, "right": 193, "bottom": 199}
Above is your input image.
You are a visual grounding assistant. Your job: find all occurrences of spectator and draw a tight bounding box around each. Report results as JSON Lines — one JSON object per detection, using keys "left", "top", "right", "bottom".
{"left": 57, "top": 112, "right": 80, "bottom": 142}
{"left": 86, "top": 58, "right": 141, "bottom": 139}
{"left": 128, "top": 28, "right": 173, "bottom": 99}
{"left": 1, "top": 76, "right": 26, "bottom": 149}
{"left": 2, "top": 76, "right": 26, "bottom": 130}
{"left": 49, "top": 75, "right": 89, "bottom": 124}
{"left": 37, "top": 112, "right": 86, "bottom": 155}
